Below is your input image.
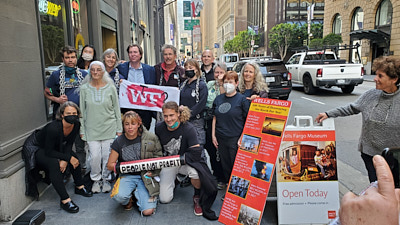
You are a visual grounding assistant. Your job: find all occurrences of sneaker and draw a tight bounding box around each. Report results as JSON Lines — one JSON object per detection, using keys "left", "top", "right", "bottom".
{"left": 124, "top": 197, "right": 134, "bottom": 211}
{"left": 217, "top": 182, "right": 226, "bottom": 190}
{"left": 102, "top": 180, "right": 112, "bottom": 193}
{"left": 193, "top": 195, "right": 203, "bottom": 216}
{"left": 92, "top": 180, "right": 102, "bottom": 193}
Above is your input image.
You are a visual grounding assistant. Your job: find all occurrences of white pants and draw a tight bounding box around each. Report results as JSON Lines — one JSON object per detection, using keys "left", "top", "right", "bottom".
{"left": 159, "top": 165, "right": 199, "bottom": 203}
{"left": 87, "top": 139, "right": 113, "bottom": 181}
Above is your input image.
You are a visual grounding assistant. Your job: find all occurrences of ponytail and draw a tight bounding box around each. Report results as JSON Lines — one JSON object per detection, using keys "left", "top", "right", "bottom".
{"left": 178, "top": 105, "right": 191, "bottom": 123}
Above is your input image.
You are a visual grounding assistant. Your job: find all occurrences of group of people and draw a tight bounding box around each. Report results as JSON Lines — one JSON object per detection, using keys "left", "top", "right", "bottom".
{"left": 24, "top": 41, "right": 400, "bottom": 224}
{"left": 24, "top": 43, "right": 271, "bottom": 220}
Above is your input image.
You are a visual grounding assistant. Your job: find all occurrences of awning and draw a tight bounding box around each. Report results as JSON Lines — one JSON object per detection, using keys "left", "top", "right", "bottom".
{"left": 350, "top": 29, "right": 390, "bottom": 42}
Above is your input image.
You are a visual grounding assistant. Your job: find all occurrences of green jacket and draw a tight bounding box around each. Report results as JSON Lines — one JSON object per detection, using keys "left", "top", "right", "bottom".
{"left": 139, "top": 128, "right": 163, "bottom": 197}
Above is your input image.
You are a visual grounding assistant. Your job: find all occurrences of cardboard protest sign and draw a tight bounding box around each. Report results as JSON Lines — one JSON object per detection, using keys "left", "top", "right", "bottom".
{"left": 219, "top": 98, "right": 291, "bottom": 225}
{"left": 119, "top": 80, "right": 180, "bottom": 112}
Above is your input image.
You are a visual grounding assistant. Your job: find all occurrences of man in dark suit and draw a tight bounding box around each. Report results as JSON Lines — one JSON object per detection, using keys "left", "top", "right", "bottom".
{"left": 118, "top": 44, "right": 156, "bottom": 129}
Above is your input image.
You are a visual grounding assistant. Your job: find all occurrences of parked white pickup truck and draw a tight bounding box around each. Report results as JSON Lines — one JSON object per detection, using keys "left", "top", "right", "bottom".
{"left": 285, "top": 51, "right": 364, "bottom": 94}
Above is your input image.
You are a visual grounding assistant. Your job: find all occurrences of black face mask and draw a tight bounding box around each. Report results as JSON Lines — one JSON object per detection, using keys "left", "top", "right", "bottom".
{"left": 185, "top": 70, "right": 196, "bottom": 78}
{"left": 64, "top": 115, "right": 79, "bottom": 124}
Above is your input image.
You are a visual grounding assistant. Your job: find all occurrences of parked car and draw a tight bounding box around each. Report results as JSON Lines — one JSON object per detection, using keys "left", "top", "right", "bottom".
{"left": 220, "top": 53, "right": 239, "bottom": 70}
{"left": 286, "top": 48, "right": 364, "bottom": 94}
{"left": 232, "top": 58, "right": 292, "bottom": 100}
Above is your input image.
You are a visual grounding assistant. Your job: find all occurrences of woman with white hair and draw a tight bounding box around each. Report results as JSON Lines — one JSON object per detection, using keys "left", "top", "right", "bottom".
{"left": 102, "top": 48, "right": 122, "bottom": 91}
{"left": 79, "top": 61, "right": 122, "bottom": 193}
{"left": 238, "top": 62, "right": 269, "bottom": 101}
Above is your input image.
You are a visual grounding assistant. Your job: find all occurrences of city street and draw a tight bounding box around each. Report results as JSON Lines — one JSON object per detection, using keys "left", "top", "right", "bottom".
{"left": 1, "top": 79, "right": 375, "bottom": 225}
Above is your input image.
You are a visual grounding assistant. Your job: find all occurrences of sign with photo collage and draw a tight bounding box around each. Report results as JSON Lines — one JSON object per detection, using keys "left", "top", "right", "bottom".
{"left": 219, "top": 98, "right": 291, "bottom": 225}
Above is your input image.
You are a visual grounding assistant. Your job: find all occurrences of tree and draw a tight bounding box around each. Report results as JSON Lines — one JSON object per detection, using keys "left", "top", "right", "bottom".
{"left": 323, "top": 33, "right": 343, "bottom": 46}
{"left": 268, "top": 23, "right": 298, "bottom": 59}
{"left": 225, "top": 30, "right": 260, "bottom": 56}
{"left": 309, "top": 38, "right": 323, "bottom": 48}
{"left": 41, "top": 25, "right": 64, "bottom": 64}
{"left": 224, "top": 39, "right": 234, "bottom": 53}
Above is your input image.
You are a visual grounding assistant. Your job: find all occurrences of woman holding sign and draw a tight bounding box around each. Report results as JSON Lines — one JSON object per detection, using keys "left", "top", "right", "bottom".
{"left": 79, "top": 61, "right": 122, "bottom": 193}
{"left": 212, "top": 71, "right": 250, "bottom": 187}
{"left": 107, "top": 111, "right": 162, "bottom": 215}
{"left": 316, "top": 56, "right": 400, "bottom": 183}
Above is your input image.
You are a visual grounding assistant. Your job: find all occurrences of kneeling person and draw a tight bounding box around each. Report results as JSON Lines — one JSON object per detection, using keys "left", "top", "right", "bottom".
{"left": 156, "top": 102, "right": 218, "bottom": 220}
{"left": 156, "top": 102, "right": 202, "bottom": 214}
{"left": 107, "top": 111, "right": 162, "bottom": 215}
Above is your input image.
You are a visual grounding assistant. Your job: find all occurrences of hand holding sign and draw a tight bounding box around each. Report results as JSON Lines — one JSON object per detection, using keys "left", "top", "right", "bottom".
{"left": 119, "top": 80, "right": 179, "bottom": 112}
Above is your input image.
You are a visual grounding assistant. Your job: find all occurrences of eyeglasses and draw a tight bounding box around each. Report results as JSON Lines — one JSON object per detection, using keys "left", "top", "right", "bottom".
{"left": 90, "top": 68, "right": 103, "bottom": 72}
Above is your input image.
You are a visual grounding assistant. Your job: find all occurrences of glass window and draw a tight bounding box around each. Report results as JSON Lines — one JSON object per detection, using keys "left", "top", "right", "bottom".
{"left": 38, "top": 0, "right": 67, "bottom": 70}
{"left": 70, "top": 0, "right": 89, "bottom": 55}
{"left": 332, "top": 14, "right": 342, "bottom": 34}
{"left": 101, "top": 12, "right": 118, "bottom": 52}
{"left": 351, "top": 7, "right": 364, "bottom": 31}
{"left": 287, "top": 0, "right": 299, "bottom": 8}
{"left": 38, "top": 0, "right": 68, "bottom": 119}
{"left": 376, "top": 0, "right": 393, "bottom": 27}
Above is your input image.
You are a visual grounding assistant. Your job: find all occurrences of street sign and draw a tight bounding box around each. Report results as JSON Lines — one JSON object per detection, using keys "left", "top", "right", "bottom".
{"left": 183, "top": 1, "right": 192, "bottom": 17}
{"left": 214, "top": 43, "right": 220, "bottom": 48}
{"left": 193, "top": 25, "right": 201, "bottom": 42}
{"left": 184, "top": 19, "right": 200, "bottom": 30}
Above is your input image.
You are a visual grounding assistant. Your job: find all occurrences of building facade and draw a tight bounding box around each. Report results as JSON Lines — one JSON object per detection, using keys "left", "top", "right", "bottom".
{"left": 200, "top": 0, "right": 218, "bottom": 57}
{"left": 216, "top": 0, "right": 247, "bottom": 57}
{"left": 0, "top": 0, "right": 163, "bottom": 221}
{"left": 324, "top": 0, "right": 398, "bottom": 74}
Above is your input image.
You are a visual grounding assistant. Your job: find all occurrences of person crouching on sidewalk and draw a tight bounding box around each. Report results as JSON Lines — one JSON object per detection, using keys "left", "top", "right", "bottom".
{"left": 107, "top": 111, "right": 162, "bottom": 215}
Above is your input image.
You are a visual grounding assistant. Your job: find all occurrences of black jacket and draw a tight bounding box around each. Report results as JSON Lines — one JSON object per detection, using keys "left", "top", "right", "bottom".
{"left": 22, "top": 129, "right": 50, "bottom": 199}
{"left": 185, "top": 146, "right": 218, "bottom": 220}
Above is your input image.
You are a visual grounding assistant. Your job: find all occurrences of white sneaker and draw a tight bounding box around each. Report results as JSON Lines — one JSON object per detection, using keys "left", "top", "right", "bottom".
{"left": 92, "top": 181, "right": 102, "bottom": 193}
{"left": 102, "top": 180, "right": 112, "bottom": 193}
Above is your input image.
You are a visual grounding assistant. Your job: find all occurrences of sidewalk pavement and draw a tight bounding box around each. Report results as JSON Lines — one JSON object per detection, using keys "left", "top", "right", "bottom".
{"left": 2, "top": 160, "right": 368, "bottom": 225}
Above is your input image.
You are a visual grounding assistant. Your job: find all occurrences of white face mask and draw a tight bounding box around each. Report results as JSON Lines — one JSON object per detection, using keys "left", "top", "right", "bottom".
{"left": 82, "top": 53, "right": 93, "bottom": 61}
{"left": 223, "top": 83, "right": 236, "bottom": 94}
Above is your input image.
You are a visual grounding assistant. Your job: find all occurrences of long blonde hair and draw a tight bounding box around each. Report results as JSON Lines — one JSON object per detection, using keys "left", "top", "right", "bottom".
{"left": 238, "top": 62, "right": 268, "bottom": 93}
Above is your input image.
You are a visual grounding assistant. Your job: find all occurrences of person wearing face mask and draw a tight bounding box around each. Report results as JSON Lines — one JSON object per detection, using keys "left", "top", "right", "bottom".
{"left": 77, "top": 44, "right": 97, "bottom": 71}
{"left": 155, "top": 102, "right": 218, "bottom": 220}
{"left": 204, "top": 63, "right": 227, "bottom": 190}
{"left": 180, "top": 59, "right": 208, "bottom": 148}
{"left": 79, "top": 61, "right": 122, "bottom": 193}
{"left": 30, "top": 102, "right": 93, "bottom": 213}
{"left": 212, "top": 71, "right": 250, "bottom": 190}
{"left": 44, "top": 46, "right": 88, "bottom": 169}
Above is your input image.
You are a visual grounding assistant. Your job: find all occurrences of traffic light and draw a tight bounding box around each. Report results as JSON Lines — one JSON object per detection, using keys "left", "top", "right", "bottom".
{"left": 303, "top": 40, "right": 307, "bottom": 46}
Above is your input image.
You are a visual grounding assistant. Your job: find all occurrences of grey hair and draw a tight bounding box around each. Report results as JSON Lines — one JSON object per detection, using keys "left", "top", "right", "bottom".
{"left": 161, "top": 44, "right": 177, "bottom": 55}
{"left": 101, "top": 48, "right": 120, "bottom": 68}
{"left": 55, "top": 101, "right": 81, "bottom": 120}
{"left": 238, "top": 61, "right": 269, "bottom": 93}
{"left": 81, "top": 61, "right": 114, "bottom": 86}
{"left": 213, "top": 62, "right": 228, "bottom": 72}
